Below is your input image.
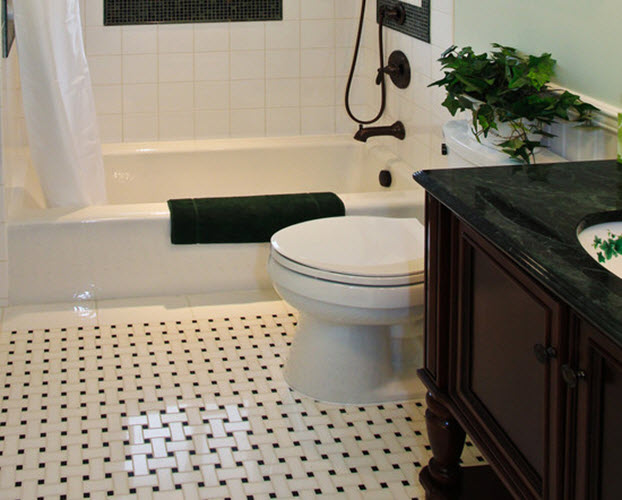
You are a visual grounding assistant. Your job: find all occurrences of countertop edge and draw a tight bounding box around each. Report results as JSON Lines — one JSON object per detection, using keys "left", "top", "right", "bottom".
{"left": 413, "top": 169, "right": 622, "bottom": 345}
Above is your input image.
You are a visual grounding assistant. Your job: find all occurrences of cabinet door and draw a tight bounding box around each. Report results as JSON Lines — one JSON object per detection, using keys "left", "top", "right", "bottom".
{"left": 569, "top": 317, "right": 622, "bottom": 500}
{"left": 454, "top": 221, "right": 564, "bottom": 499}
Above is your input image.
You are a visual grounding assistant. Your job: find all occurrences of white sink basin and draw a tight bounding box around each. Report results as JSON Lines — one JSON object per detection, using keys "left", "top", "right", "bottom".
{"left": 577, "top": 221, "right": 622, "bottom": 280}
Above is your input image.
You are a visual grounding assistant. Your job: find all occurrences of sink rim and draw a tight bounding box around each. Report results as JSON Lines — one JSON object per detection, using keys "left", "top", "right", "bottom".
{"left": 577, "top": 210, "right": 622, "bottom": 281}
{"left": 576, "top": 209, "right": 622, "bottom": 235}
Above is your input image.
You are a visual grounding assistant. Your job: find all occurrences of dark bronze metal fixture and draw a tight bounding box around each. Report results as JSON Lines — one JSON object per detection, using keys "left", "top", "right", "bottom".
{"left": 344, "top": 0, "right": 407, "bottom": 126}
{"left": 375, "top": 50, "right": 410, "bottom": 89}
{"left": 381, "top": 2, "right": 406, "bottom": 24}
{"left": 379, "top": 170, "right": 392, "bottom": 187}
{"left": 533, "top": 343, "right": 557, "bottom": 364}
{"left": 354, "top": 121, "right": 405, "bottom": 142}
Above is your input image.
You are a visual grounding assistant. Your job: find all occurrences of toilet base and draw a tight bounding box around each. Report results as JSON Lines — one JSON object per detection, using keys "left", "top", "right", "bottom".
{"left": 284, "top": 312, "right": 425, "bottom": 405}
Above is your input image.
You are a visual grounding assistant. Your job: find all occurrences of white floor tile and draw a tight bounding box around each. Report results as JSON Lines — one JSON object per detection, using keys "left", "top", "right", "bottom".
{"left": 0, "top": 297, "right": 486, "bottom": 499}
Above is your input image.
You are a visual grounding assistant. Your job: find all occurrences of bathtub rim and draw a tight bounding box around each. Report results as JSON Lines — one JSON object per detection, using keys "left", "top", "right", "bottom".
{"left": 100, "top": 133, "right": 361, "bottom": 157}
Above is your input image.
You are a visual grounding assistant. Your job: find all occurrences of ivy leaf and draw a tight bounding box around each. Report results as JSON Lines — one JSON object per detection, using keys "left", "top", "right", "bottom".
{"left": 442, "top": 95, "right": 461, "bottom": 116}
{"left": 429, "top": 43, "right": 599, "bottom": 164}
{"left": 526, "top": 54, "right": 555, "bottom": 90}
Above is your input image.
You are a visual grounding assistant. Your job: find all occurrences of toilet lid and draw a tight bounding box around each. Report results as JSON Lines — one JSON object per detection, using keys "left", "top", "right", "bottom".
{"left": 270, "top": 216, "right": 425, "bottom": 285}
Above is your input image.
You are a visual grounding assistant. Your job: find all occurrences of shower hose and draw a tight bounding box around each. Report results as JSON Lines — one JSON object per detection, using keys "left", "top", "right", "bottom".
{"left": 344, "top": 0, "right": 390, "bottom": 125}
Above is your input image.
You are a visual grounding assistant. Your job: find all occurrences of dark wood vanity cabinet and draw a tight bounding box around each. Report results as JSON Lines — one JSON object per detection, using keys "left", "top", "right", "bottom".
{"left": 567, "top": 316, "right": 622, "bottom": 500}
{"left": 419, "top": 194, "right": 622, "bottom": 500}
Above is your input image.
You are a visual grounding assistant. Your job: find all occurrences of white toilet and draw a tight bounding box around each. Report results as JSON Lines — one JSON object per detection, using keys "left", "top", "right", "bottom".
{"left": 442, "top": 119, "right": 565, "bottom": 166}
{"left": 268, "top": 120, "right": 566, "bottom": 405}
{"left": 268, "top": 216, "right": 426, "bottom": 405}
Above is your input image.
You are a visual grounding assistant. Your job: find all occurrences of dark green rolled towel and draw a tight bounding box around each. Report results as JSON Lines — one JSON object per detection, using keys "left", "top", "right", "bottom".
{"left": 167, "top": 192, "right": 345, "bottom": 244}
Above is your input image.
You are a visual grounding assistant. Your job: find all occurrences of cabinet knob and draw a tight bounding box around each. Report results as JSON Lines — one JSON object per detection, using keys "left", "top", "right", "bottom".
{"left": 561, "top": 364, "right": 586, "bottom": 388}
{"left": 533, "top": 344, "right": 557, "bottom": 364}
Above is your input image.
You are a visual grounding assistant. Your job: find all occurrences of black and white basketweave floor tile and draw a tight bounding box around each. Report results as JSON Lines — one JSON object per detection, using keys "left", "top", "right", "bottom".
{"left": 0, "top": 303, "right": 485, "bottom": 499}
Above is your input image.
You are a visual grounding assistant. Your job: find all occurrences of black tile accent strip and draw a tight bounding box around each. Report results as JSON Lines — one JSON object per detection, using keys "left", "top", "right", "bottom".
{"left": 377, "top": 0, "right": 430, "bottom": 44}
{"left": 104, "top": 0, "right": 282, "bottom": 26}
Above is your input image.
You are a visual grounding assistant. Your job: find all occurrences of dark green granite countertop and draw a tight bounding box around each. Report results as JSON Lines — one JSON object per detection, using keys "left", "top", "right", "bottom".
{"left": 414, "top": 159, "right": 622, "bottom": 346}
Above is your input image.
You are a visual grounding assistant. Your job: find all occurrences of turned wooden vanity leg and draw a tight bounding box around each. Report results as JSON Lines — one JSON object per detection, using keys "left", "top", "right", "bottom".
{"left": 420, "top": 390, "right": 467, "bottom": 499}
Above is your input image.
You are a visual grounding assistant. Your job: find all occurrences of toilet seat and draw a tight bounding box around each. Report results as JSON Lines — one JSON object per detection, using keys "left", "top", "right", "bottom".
{"left": 271, "top": 251, "right": 424, "bottom": 286}
{"left": 270, "top": 216, "right": 425, "bottom": 287}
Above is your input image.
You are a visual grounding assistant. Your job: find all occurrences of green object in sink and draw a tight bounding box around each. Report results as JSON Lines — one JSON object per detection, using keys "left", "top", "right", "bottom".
{"left": 578, "top": 220, "right": 622, "bottom": 280}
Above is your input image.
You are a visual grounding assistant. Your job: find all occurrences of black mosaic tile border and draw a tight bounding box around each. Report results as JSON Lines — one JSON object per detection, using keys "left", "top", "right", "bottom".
{"left": 377, "top": 0, "right": 430, "bottom": 44}
{"left": 104, "top": 0, "right": 282, "bottom": 26}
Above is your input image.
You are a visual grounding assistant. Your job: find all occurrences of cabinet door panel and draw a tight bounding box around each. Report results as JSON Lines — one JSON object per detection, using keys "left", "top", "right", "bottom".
{"left": 573, "top": 319, "right": 622, "bottom": 500}
{"left": 455, "top": 223, "right": 562, "bottom": 498}
{"left": 600, "top": 361, "right": 622, "bottom": 499}
{"left": 469, "top": 247, "right": 546, "bottom": 476}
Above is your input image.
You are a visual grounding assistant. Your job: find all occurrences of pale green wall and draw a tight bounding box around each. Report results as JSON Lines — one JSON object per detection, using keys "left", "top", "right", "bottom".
{"left": 454, "top": 0, "right": 622, "bottom": 108}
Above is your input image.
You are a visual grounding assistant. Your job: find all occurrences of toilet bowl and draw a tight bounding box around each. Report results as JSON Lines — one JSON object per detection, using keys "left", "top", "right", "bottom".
{"left": 268, "top": 216, "right": 426, "bottom": 404}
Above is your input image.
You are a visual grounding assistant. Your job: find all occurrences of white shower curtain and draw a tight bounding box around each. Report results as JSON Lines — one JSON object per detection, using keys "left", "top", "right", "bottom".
{"left": 13, "top": 0, "right": 107, "bottom": 207}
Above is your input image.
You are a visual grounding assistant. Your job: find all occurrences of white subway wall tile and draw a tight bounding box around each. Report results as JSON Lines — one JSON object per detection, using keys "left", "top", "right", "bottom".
{"left": 123, "top": 84, "right": 158, "bottom": 113}
{"left": 97, "top": 114, "right": 123, "bottom": 143}
{"left": 266, "top": 79, "right": 300, "bottom": 108}
{"left": 301, "top": 20, "right": 335, "bottom": 49}
{"left": 266, "top": 50, "right": 300, "bottom": 79}
{"left": 79, "top": 3, "right": 449, "bottom": 145}
{"left": 123, "top": 54, "right": 158, "bottom": 84}
{"left": 195, "top": 81, "right": 230, "bottom": 110}
{"left": 372, "top": 0, "right": 455, "bottom": 169}
{"left": 158, "top": 24, "right": 195, "bottom": 53}
{"left": 301, "top": 106, "right": 335, "bottom": 135}
{"left": 194, "top": 24, "right": 230, "bottom": 52}
{"left": 430, "top": 9, "right": 453, "bottom": 50}
{"left": 86, "top": 26, "right": 122, "bottom": 55}
{"left": 335, "top": 0, "right": 359, "bottom": 19}
{"left": 159, "top": 82, "right": 194, "bottom": 112}
{"left": 230, "top": 51, "right": 265, "bottom": 80}
{"left": 230, "top": 79, "right": 266, "bottom": 110}
{"left": 411, "top": 38, "right": 432, "bottom": 78}
{"left": 0, "top": 260, "right": 8, "bottom": 303}
{"left": 300, "top": 0, "right": 334, "bottom": 20}
{"left": 301, "top": 49, "right": 336, "bottom": 78}
{"left": 266, "top": 21, "right": 300, "bottom": 49}
{"left": 283, "top": 0, "right": 301, "bottom": 20}
{"left": 194, "top": 52, "right": 230, "bottom": 81}
{"left": 195, "top": 110, "right": 230, "bottom": 137}
{"left": 336, "top": 106, "right": 359, "bottom": 134}
{"left": 0, "top": 222, "right": 7, "bottom": 260}
{"left": 159, "top": 111, "right": 195, "bottom": 140}
{"left": 122, "top": 26, "right": 158, "bottom": 54}
{"left": 89, "top": 55, "right": 122, "bottom": 85}
{"left": 84, "top": 0, "right": 103, "bottom": 27}
{"left": 231, "top": 109, "right": 266, "bottom": 137}
{"left": 230, "top": 23, "right": 266, "bottom": 51}
{"left": 266, "top": 107, "right": 301, "bottom": 136}
{"left": 433, "top": 0, "right": 454, "bottom": 15}
{"left": 301, "top": 78, "right": 335, "bottom": 107}
{"left": 335, "top": 19, "right": 357, "bottom": 48}
{"left": 123, "top": 113, "right": 158, "bottom": 142}
{"left": 92, "top": 85, "right": 122, "bottom": 114}
{"left": 158, "top": 53, "right": 194, "bottom": 82}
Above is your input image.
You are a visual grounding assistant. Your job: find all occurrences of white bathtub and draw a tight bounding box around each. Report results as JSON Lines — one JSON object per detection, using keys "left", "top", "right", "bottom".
{"left": 8, "top": 135, "right": 424, "bottom": 304}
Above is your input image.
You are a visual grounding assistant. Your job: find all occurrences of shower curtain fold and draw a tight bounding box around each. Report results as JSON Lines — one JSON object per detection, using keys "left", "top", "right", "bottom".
{"left": 13, "top": 0, "right": 107, "bottom": 207}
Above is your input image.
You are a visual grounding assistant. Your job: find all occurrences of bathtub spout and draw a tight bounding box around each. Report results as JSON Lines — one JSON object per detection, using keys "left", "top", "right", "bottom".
{"left": 353, "top": 121, "right": 405, "bottom": 142}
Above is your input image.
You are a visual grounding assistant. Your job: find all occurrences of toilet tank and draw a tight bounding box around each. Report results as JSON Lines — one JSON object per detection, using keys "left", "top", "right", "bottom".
{"left": 442, "top": 120, "right": 565, "bottom": 167}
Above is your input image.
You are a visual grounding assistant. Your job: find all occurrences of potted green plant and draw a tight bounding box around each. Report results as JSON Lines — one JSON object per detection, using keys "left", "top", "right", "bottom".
{"left": 430, "top": 43, "right": 598, "bottom": 164}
